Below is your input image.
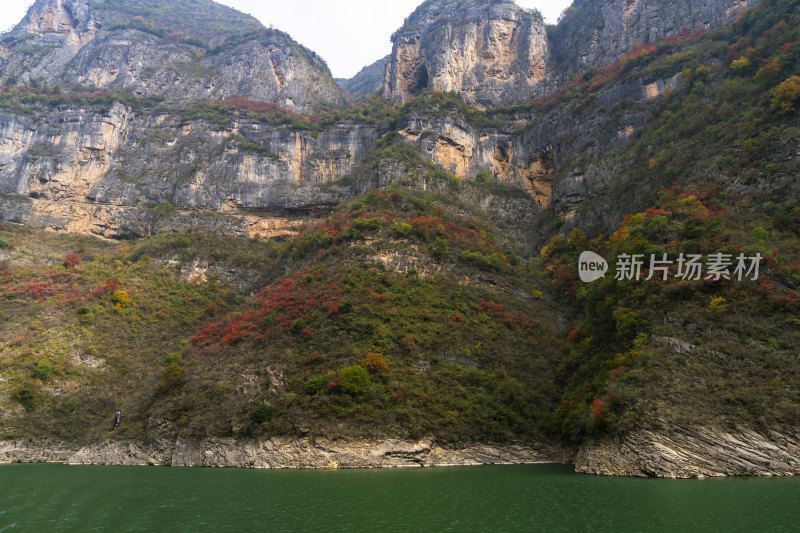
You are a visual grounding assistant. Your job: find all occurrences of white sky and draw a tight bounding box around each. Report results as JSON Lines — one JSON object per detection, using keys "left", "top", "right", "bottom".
{"left": 0, "top": 0, "right": 573, "bottom": 79}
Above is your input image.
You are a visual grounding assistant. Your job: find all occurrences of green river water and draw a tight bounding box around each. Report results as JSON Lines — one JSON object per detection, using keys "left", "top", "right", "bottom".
{"left": 0, "top": 463, "right": 798, "bottom": 532}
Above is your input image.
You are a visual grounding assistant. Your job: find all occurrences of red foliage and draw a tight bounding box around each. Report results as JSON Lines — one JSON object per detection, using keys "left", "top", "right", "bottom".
{"left": 65, "top": 253, "right": 81, "bottom": 268}
{"left": 326, "top": 378, "right": 341, "bottom": 394}
{"left": 478, "top": 300, "right": 503, "bottom": 312}
{"left": 9, "top": 335, "right": 26, "bottom": 347}
{"left": 566, "top": 327, "right": 582, "bottom": 343}
{"left": 91, "top": 278, "right": 121, "bottom": 297}
{"left": 23, "top": 281, "right": 57, "bottom": 299}
{"left": 608, "top": 366, "right": 627, "bottom": 381}
{"left": 592, "top": 399, "right": 606, "bottom": 419}
{"left": 191, "top": 268, "right": 343, "bottom": 347}
{"left": 644, "top": 208, "right": 667, "bottom": 219}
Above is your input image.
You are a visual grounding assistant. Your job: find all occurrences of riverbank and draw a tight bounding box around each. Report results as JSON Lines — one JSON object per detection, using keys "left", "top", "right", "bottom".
{"left": 4, "top": 424, "right": 799, "bottom": 477}
{"left": 0, "top": 437, "right": 570, "bottom": 469}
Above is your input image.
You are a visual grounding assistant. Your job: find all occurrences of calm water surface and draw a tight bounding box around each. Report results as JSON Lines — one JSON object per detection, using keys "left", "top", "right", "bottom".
{"left": 0, "top": 463, "right": 799, "bottom": 532}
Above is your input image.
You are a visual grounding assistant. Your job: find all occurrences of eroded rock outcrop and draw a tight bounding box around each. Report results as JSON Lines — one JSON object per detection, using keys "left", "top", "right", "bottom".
{"left": 0, "top": 437, "right": 565, "bottom": 468}
{"left": 576, "top": 425, "right": 800, "bottom": 478}
{"left": 385, "top": 0, "right": 551, "bottom": 108}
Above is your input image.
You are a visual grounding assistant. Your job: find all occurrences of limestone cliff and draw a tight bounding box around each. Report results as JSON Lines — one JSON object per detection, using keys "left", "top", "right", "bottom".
{"left": 383, "top": 0, "right": 758, "bottom": 107}
{"left": 0, "top": 103, "right": 378, "bottom": 238}
{"left": 384, "top": 0, "right": 551, "bottom": 108}
{"left": 0, "top": 0, "right": 345, "bottom": 113}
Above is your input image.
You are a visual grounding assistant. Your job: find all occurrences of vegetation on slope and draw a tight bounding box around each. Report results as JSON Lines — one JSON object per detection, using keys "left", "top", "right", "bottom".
{"left": 0, "top": 178, "right": 560, "bottom": 444}
{"left": 526, "top": 0, "right": 800, "bottom": 442}
{"left": 541, "top": 188, "right": 800, "bottom": 442}
{"left": 1, "top": 0, "right": 799, "bottom": 450}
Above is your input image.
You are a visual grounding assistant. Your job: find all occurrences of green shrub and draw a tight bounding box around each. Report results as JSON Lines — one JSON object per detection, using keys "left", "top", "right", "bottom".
{"left": 305, "top": 374, "right": 329, "bottom": 395}
{"left": 165, "top": 352, "right": 182, "bottom": 365}
{"left": 433, "top": 237, "right": 448, "bottom": 259}
{"left": 460, "top": 250, "right": 504, "bottom": 270}
{"left": 249, "top": 404, "right": 275, "bottom": 425}
{"left": 13, "top": 382, "right": 44, "bottom": 411}
{"left": 290, "top": 318, "right": 306, "bottom": 334}
{"left": 34, "top": 360, "right": 54, "bottom": 382}
{"left": 339, "top": 365, "right": 370, "bottom": 395}
{"left": 475, "top": 171, "right": 493, "bottom": 183}
{"left": 391, "top": 222, "right": 412, "bottom": 237}
{"left": 353, "top": 218, "right": 383, "bottom": 231}
{"left": 156, "top": 364, "right": 186, "bottom": 395}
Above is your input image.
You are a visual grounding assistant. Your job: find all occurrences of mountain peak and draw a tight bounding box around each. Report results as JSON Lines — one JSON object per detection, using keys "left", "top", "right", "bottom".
{"left": 385, "top": 0, "right": 548, "bottom": 107}
{"left": 0, "top": 0, "right": 344, "bottom": 112}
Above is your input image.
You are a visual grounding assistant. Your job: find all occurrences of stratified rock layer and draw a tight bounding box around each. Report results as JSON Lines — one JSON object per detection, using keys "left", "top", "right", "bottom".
{"left": 576, "top": 425, "right": 800, "bottom": 478}
{"left": 0, "top": 103, "right": 378, "bottom": 238}
{"left": 0, "top": 437, "right": 565, "bottom": 468}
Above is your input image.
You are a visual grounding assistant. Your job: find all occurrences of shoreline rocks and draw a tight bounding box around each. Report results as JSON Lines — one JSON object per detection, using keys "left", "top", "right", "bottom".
{"left": 575, "top": 425, "right": 800, "bottom": 478}
{"left": 4, "top": 425, "right": 799, "bottom": 478}
{"left": 0, "top": 437, "right": 568, "bottom": 469}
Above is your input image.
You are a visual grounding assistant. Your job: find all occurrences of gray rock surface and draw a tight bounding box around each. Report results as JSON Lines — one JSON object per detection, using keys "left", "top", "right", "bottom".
{"left": 0, "top": 101, "right": 378, "bottom": 237}
{"left": 0, "top": 437, "right": 566, "bottom": 468}
{"left": 337, "top": 56, "right": 390, "bottom": 100}
{"left": 384, "top": 0, "right": 756, "bottom": 106}
{"left": 576, "top": 425, "right": 800, "bottom": 478}
{"left": 0, "top": 0, "right": 345, "bottom": 113}
{"left": 384, "top": 0, "right": 550, "bottom": 107}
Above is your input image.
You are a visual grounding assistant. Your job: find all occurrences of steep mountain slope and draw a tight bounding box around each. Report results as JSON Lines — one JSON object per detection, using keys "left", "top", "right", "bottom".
{"left": 549, "top": 0, "right": 758, "bottom": 79}
{"left": 337, "top": 56, "right": 390, "bottom": 100}
{"left": 0, "top": 0, "right": 345, "bottom": 112}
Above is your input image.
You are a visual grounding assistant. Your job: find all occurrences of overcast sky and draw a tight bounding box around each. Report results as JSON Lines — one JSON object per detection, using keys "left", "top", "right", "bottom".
{"left": 1, "top": 0, "right": 573, "bottom": 79}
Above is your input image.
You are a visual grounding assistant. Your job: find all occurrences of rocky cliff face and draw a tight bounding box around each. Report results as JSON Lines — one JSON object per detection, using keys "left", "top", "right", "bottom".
{"left": 0, "top": 0, "right": 345, "bottom": 113}
{"left": 384, "top": 0, "right": 551, "bottom": 108}
{"left": 393, "top": 69, "right": 675, "bottom": 221}
{"left": 0, "top": 103, "right": 379, "bottom": 238}
{"left": 384, "top": 0, "right": 757, "bottom": 107}
{"left": 576, "top": 425, "right": 800, "bottom": 478}
{"left": 549, "top": 0, "right": 757, "bottom": 78}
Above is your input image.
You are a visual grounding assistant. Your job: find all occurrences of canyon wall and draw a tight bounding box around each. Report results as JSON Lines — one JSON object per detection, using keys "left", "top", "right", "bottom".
{"left": 0, "top": 104, "right": 378, "bottom": 238}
